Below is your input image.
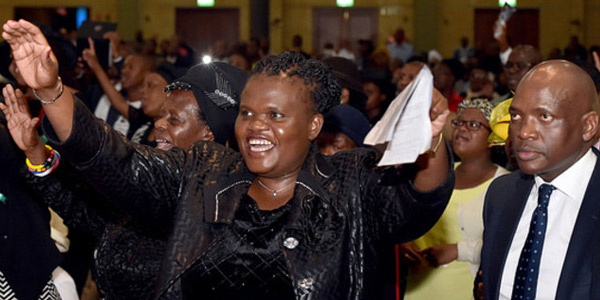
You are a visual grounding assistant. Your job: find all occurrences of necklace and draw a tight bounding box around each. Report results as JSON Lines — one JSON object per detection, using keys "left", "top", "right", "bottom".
{"left": 256, "top": 179, "right": 296, "bottom": 197}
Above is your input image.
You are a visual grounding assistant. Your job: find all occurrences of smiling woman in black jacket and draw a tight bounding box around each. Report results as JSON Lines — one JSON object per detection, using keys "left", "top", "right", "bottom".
{"left": 2, "top": 19, "right": 454, "bottom": 300}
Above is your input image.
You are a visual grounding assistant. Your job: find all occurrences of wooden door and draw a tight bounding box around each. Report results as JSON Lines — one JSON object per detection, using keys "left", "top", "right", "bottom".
{"left": 312, "top": 7, "right": 378, "bottom": 57}
{"left": 474, "top": 8, "right": 539, "bottom": 49}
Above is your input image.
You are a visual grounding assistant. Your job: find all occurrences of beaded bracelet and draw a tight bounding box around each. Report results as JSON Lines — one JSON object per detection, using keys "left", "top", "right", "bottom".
{"left": 32, "top": 77, "right": 63, "bottom": 104}
{"left": 26, "top": 144, "right": 61, "bottom": 177}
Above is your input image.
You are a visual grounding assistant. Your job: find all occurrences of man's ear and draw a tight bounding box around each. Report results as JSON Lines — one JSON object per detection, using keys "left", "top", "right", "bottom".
{"left": 582, "top": 110, "right": 599, "bottom": 143}
{"left": 308, "top": 113, "right": 324, "bottom": 141}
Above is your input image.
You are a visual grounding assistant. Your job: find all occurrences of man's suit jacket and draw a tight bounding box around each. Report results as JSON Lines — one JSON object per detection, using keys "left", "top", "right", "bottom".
{"left": 480, "top": 149, "right": 600, "bottom": 300}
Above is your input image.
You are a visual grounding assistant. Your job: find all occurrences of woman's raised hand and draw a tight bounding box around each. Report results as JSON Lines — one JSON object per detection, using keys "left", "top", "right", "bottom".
{"left": 0, "top": 84, "right": 44, "bottom": 154}
{"left": 2, "top": 19, "right": 59, "bottom": 90}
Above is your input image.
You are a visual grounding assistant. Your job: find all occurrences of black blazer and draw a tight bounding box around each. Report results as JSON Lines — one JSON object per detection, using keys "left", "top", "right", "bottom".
{"left": 480, "top": 148, "right": 600, "bottom": 300}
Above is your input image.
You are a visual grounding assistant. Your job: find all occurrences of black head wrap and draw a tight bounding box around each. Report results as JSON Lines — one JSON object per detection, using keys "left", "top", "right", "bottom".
{"left": 164, "top": 62, "right": 248, "bottom": 145}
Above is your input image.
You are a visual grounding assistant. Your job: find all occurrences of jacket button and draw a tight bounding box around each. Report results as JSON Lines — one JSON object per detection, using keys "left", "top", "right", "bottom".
{"left": 298, "top": 277, "right": 314, "bottom": 289}
{"left": 283, "top": 237, "right": 299, "bottom": 249}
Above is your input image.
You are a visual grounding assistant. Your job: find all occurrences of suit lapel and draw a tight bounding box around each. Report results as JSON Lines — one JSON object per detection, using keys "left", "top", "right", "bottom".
{"left": 556, "top": 151, "right": 600, "bottom": 299}
{"left": 489, "top": 172, "right": 534, "bottom": 299}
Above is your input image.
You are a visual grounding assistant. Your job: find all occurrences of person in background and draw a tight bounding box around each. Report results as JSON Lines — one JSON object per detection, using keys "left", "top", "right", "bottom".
{"left": 357, "top": 39, "right": 375, "bottom": 71}
{"left": 564, "top": 35, "right": 587, "bottom": 62}
{"left": 464, "top": 68, "right": 499, "bottom": 101}
{"left": 403, "top": 99, "right": 508, "bottom": 300}
{"left": 316, "top": 104, "right": 371, "bottom": 156}
{"left": 133, "top": 63, "right": 188, "bottom": 145}
{"left": 395, "top": 61, "right": 424, "bottom": 94}
{"left": 228, "top": 45, "right": 252, "bottom": 74}
{"left": 361, "top": 74, "right": 396, "bottom": 124}
{"left": 433, "top": 59, "right": 464, "bottom": 113}
{"left": 492, "top": 45, "right": 542, "bottom": 105}
{"left": 387, "top": 28, "right": 414, "bottom": 64}
{"left": 427, "top": 50, "right": 443, "bottom": 67}
{"left": 453, "top": 37, "right": 475, "bottom": 65}
{"left": 291, "top": 34, "right": 310, "bottom": 59}
{"left": 324, "top": 56, "right": 368, "bottom": 116}
{"left": 82, "top": 38, "right": 156, "bottom": 140}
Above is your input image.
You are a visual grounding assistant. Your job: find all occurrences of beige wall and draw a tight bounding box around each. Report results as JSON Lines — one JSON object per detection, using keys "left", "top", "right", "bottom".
{"left": 432, "top": 0, "right": 594, "bottom": 59}
{"left": 0, "top": 0, "right": 250, "bottom": 43}
{"left": 271, "top": 0, "right": 414, "bottom": 54}
{"left": 139, "top": 0, "right": 250, "bottom": 42}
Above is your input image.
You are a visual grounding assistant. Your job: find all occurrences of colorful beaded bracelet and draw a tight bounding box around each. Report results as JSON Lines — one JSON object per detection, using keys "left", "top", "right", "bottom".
{"left": 26, "top": 144, "right": 61, "bottom": 177}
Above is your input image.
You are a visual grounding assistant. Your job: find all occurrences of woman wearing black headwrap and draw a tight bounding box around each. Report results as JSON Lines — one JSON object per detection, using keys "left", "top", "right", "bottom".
{"left": 1, "top": 61, "right": 248, "bottom": 300}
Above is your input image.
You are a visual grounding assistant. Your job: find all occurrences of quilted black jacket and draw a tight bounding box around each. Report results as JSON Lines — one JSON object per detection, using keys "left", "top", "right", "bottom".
{"left": 44, "top": 99, "right": 454, "bottom": 300}
{"left": 24, "top": 164, "right": 166, "bottom": 300}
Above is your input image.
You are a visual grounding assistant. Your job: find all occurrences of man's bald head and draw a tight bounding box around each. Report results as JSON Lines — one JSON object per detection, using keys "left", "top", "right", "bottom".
{"left": 509, "top": 60, "right": 599, "bottom": 181}
{"left": 518, "top": 60, "right": 599, "bottom": 112}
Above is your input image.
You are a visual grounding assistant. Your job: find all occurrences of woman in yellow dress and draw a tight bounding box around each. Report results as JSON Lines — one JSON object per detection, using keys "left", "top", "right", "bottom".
{"left": 404, "top": 98, "right": 509, "bottom": 300}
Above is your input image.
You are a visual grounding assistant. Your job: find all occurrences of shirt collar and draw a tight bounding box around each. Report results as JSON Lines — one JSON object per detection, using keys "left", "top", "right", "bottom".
{"left": 534, "top": 148, "right": 596, "bottom": 201}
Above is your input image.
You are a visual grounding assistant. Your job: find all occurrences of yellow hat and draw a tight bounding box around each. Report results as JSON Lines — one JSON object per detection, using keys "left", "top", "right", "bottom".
{"left": 488, "top": 98, "right": 512, "bottom": 145}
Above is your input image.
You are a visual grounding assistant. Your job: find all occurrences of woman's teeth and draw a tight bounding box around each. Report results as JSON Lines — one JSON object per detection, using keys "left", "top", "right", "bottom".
{"left": 249, "top": 138, "right": 274, "bottom": 152}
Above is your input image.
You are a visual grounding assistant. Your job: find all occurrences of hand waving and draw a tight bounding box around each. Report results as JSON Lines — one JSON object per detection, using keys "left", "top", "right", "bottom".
{"left": 2, "top": 19, "right": 59, "bottom": 90}
{"left": 0, "top": 84, "right": 43, "bottom": 153}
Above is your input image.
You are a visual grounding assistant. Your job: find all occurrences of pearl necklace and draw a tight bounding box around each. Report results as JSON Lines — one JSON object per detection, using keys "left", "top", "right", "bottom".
{"left": 256, "top": 179, "right": 296, "bottom": 197}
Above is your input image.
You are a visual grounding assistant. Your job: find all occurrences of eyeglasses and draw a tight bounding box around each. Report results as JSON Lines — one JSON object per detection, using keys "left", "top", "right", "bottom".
{"left": 503, "top": 61, "right": 532, "bottom": 71}
{"left": 451, "top": 119, "right": 491, "bottom": 131}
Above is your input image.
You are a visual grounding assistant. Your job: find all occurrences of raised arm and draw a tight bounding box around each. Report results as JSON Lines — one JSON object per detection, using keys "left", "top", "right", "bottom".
{"left": 0, "top": 84, "right": 110, "bottom": 236}
{"left": 0, "top": 85, "right": 47, "bottom": 164}
{"left": 413, "top": 87, "right": 451, "bottom": 192}
{"left": 361, "top": 87, "right": 453, "bottom": 245}
{"left": 1, "top": 20, "right": 184, "bottom": 223}
{"left": 82, "top": 37, "right": 130, "bottom": 119}
{"left": 2, "top": 19, "right": 74, "bottom": 141}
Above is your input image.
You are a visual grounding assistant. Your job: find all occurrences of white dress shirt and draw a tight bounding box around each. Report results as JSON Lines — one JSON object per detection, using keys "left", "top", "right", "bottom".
{"left": 499, "top": 149, "right": 596, "bottom": 299}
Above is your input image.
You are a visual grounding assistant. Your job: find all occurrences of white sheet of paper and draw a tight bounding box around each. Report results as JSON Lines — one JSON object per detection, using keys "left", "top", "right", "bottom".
{"left": 363, "top": 66, "right": 434, "bottom": 166}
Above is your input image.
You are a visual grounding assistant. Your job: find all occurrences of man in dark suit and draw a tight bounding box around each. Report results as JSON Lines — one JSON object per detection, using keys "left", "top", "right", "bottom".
{"left": 480, "top": 60, "right": 600, "bottom": 299}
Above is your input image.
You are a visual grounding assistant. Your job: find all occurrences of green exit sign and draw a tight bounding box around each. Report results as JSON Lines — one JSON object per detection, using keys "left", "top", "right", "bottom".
{"left": 197, "top": 0, "right": 215, "bottom": 7}
{"left": 499, "top": 0, "right": 516, "bottom": 7}
{"left": 337, "top": 0, "right": 353, "bottom": 7}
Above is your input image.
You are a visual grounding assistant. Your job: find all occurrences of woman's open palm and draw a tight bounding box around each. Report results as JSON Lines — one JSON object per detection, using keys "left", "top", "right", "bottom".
{"left": 0, "top": 84, "right": 41, "bottom": 152}
{"left": 2, "top": 19, "right": 59, "bottom": 89}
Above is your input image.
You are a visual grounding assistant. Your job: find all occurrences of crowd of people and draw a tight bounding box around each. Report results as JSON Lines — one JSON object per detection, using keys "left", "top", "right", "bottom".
{"left": 0, "top": 14, "right": 600, "bottom": 300}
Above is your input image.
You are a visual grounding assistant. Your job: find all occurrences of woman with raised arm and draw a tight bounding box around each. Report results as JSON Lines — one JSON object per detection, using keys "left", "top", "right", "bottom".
{"left": 0, "top": 61, "right": 247, "bottom": 300}
{"left": 2, "top": 19, "right": 453, "bottom": 299}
